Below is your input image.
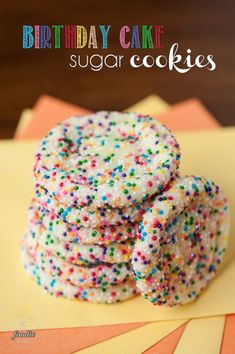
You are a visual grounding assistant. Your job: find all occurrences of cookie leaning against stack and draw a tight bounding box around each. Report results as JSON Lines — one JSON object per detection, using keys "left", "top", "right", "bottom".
{"left": 131, "top": 176, "right": 230, "bottom": 306}
{"left": 21, "top": 111, "right": 181, "bottom": 303}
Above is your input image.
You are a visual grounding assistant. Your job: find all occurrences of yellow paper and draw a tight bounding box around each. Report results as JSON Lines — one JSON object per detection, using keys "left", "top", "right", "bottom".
{"left": 0, "top": 128, "right": 235, "bottom": 331}
{"left": 174, "top": 317, "right": 225, "bottom": 354}
{"left": 14, "top": 109, "right": 33, "bottom": 138}
{"left": 125, "top": 94, "right": 169, "bottom": 115}
{"left": 77, "top": 320, "right": 186, "bottom": 354}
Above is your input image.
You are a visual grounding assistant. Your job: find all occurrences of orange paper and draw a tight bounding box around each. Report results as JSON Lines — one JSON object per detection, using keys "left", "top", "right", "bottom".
{"left": 156, "top": 98, "right": 220, "bottom": 131}
{"left": 0, "top": 323, "right": 147, "bottom": 354}
{"left": 143, "top": 323, "right": 187, "bottom": 354}
{"left": 221, "top": 315, "right": 235, "bottom": 354}
{"left": 15, "top": 95, "right": 91, "bottom": 140}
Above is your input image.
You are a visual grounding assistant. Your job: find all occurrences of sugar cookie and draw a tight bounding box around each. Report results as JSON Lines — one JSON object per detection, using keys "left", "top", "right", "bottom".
{"left": 29, "top": 200, "right": 138, "bottom": 244}
{"left": 34, "top": 112, "right": 180, "bottom": 209}
{"left": 25, "top": 223, "right": 135, "bottom": 266}
{"left": 35, "top": 184, "right": 153, "bottom": 227}
{"left": 132, "top": 176, "right": 229, "bottom": 306}
{"left": 24, "top": 237, "right": 132, "bottom": 288}
{"left": 21, "top": 244, "right": 138, "bottom": 303}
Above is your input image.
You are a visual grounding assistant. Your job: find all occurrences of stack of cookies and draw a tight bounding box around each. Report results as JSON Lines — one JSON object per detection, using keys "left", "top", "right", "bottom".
{"left": 21, "top": 111, "right": 180, "bottom": 303}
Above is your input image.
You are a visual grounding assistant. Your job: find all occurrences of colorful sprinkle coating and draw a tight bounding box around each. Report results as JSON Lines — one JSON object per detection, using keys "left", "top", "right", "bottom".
{"left": 29, "top": 200, "right": 138, "bottom": 245}
{"left": 35, "top": 184, "right": 154, "bottom": 227}
{"left": 131, "top": 176, "right": 230, "bottom": 306}
{"left": 21, "top": 243, "right": 138, "bottom": 304}
{"left": 34, "top": 111, "right": 180, "bottom": 209}
{"left": 26, "top": 221, "right": 135, "bottom": 266}
{"left": 23, "top": 237, "right": 132, "bottom": 288}
{"left": 22, "top": 110, "right": 229, "bottom": 307}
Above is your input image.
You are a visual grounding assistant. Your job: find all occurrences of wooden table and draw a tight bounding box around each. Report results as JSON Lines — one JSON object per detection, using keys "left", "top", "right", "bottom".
{"left": 0, "top": 0, "right": 234, "bottom": 138}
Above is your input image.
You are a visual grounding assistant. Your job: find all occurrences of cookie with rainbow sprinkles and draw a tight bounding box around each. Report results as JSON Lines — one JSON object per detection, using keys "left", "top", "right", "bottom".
{"left": 33, "top": 111, "right": 180, "bottom": 209}
{"left": 131, "top": 176, "right": 230, "bottom": 306}
{"left": 21, "top": 241, "right": 138, "bottom": 304}
{"left": 29, "top": 200, "right": 138, "bottom": 245}
{"left": 23, "top": 236, "right": 133, "bottom": 288}
{"left": 34, "top": 184, "right": 154, "bottom": 227}
{"left": 25, "top": 222, "right": 135, "bottom": 266}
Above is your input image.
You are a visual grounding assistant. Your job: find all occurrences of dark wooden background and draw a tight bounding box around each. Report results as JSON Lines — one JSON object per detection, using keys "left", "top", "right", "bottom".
{"left": 0, "top": 0, "right": 234, "bottom": 138}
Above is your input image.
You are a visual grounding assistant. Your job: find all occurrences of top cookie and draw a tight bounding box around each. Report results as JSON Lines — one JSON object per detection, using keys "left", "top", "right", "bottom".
{"left": 34, "top": 111, "right": 180, "bottom": 208}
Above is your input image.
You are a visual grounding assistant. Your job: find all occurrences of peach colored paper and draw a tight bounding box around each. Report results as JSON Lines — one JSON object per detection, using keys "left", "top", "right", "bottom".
{"left": 221, "top": 315, "right": 235, "bottom": 354}
{"left": 0, "top": 323, "right": 147, "bottom": 354}
{"left": 156, "top": 98, "right": 220, "bottom": 131}
{"left": 15, "top": 95, "right": 91, "bottom": 140}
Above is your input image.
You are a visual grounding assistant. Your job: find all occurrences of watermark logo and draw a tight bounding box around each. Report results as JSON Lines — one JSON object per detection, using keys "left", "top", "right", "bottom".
{"left": 11, "top": 329, "right": 36, "bottom": 341}
{"left": 8, "top": 318, "right": 37, "bottom": 346}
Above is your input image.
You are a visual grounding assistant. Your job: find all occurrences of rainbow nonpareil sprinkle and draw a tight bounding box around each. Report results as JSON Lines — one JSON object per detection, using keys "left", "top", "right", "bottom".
{"left": 131, "top": 176, "right": 230, "bottom": 306}
{"left": 34, "top": 111, "right": 180, "bottom": 209}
